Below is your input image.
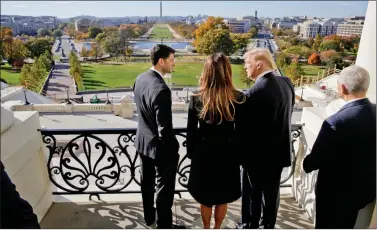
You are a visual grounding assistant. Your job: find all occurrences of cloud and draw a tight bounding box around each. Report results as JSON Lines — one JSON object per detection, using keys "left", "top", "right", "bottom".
{"left": 11, "top": 4, "right": 28, "bottom": 8}
{"left": 39, "top": 4, "right": 49, "bottom": 7}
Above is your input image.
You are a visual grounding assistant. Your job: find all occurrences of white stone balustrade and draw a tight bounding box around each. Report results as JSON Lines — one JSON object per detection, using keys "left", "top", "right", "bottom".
{"left": 1, "top": 105, "right": 52, "bottom": 223}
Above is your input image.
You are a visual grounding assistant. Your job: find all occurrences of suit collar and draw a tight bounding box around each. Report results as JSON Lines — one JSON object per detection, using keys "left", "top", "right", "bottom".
{"left": 339, "top": 98, "right": 371, "bottom": 112}
{"left": 148, "top": 69, "right": 164, "bottom": 81}
{"left": 254, "top": 71, "right": 275, "bottom": 85}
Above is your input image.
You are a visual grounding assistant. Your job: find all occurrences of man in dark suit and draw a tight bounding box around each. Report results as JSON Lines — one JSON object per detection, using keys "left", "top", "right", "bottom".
{"left": 303, "top": 65, "right": 376, "bottom": 228}
{"left": 236, "top": 48, "right": 295, "bottom": 229}
{"left": 133, "top": 44, "right": 184, "bottom": 229}
{"left": 1, "top": 160, "right": 40, "bottom": 228}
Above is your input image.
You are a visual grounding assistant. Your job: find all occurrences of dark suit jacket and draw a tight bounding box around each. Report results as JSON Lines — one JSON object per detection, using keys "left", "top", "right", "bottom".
{"left": 240, "top": 72, "right": 295, "bottom": 168}
{"left": 133, "top": 69, "right": 179, "bottom": 160}
{"left": 0, "top": 161, "right": 40, "bottom": 229}
{"left": 303, "top": 98, "right": 376, "bottom": 210}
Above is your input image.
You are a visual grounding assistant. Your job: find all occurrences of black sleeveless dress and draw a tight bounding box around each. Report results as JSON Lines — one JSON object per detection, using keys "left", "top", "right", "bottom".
{"left": 186, "top": 93, "right": 244, "bottom": 207}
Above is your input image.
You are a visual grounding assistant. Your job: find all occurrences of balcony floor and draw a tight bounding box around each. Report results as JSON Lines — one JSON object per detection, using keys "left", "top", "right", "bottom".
{"left": 40, "top": 194, "right": 313, "bottom": 229}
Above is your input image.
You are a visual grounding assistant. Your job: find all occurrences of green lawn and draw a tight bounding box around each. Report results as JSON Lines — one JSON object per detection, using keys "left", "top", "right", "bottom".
{"left": 150, "top": 26, "right": 174, "bottom": 39}
{"left": 301, "top": 64, "right": 326, "bottom": 77}
{"left": 80, "top": 62, "right": 248, "bottom": 91}
{"left": 0, "top": 64, "right": 22, "bottom": 85}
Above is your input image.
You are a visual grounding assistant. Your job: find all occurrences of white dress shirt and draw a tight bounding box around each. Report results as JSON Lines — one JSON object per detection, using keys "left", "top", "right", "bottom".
{"left": 150, "top": 66, "right": 164, "bottom": 78}
{"left": 255, "top": 70, "right": 273, "bottom": 84}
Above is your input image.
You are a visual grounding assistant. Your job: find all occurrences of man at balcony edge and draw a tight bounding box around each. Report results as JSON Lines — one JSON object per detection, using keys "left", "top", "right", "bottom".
{"left": 303, "top": 65, "right": 376, "bottom": 228}
{"left": 133, "top": 44, "right": 185, "bottom": 229}
{"left": 236, "top": 48, "right": 295, "bottom": 229}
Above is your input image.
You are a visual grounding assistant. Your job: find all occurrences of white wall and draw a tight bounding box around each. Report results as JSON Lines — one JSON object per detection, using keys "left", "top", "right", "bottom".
{"left": 1, "top": 110, "right": 52, "bottom": 222}
{"left": 356, "top": 1, "right": 376, "bottom": 102}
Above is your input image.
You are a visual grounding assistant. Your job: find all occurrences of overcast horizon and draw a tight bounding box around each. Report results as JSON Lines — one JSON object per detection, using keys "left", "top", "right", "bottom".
{"left": 0, "top": 1, "right": 369, "bottom": 18}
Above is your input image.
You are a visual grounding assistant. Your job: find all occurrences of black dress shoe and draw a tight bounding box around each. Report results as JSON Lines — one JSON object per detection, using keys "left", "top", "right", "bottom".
{"left": 156, "top": 224, "right": 186, "bottom": 229}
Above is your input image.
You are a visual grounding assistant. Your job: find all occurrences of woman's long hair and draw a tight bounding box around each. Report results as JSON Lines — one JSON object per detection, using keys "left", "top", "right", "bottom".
{"left": 195, "top": 53, "right": 246, "bottom": 124}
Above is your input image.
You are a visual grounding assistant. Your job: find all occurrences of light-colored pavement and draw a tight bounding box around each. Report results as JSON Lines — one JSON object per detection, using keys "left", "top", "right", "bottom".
{"left": 40, "top": 194, "right": 313, "bottom": 229}
{"left": 46, "top": 36, "right": 76, "bottom": 97}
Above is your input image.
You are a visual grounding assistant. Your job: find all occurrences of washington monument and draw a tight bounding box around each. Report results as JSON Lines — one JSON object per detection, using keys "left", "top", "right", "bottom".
{"left": 160, "top": 1, "right": 162, "bottom": 21}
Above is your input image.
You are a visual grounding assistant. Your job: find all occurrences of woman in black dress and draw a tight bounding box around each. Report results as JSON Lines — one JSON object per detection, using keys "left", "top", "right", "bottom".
{"left": 186, "top": 53, "right": 246, "bottom": 229}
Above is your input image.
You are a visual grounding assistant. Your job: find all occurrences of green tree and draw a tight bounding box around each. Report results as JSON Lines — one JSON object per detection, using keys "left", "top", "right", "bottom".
{"left": 284, "top": 45, "right": 311, "bottom": 59}
{"left": 276, "top": 52, "right": 291, "bottom": 69}
{"left": 88, "top": 26, "right": 103, "bottom": 39}
{"left": 230, "top": 33, "right": 250, "bottom": 52}
{"left": 312, "top": 34, "right": 322, "bottom": 51}
{"left": 248, "top": 26, "right": 259, "bottom": 38}
{"left": 25, "top": 38, "right": 53, "bottom": 58}
{"left": 53, "top": 29, "right": 63, "bottom": 38}
{"left": 240, "top": 67, "right": 253, "bottom": 87}
{"left": 319, "top": 40, "right": 341, "bottom": 52}
{"left": 196, "top": 28, "right": 234, "bottom": 55}
{"left": 284, "top": 62, "right": 304, "bottom": 81}
{"left": 37, "top": 28, "right": 52, "bottom": 37}
{"left": 102, "top": 33, "right": 121, "bottom": 58}
{"left": 326, "top": 56, "right": 350, "bottom": 69}
{"left": 58, "top": 23, "right": 68, "bottom": 30}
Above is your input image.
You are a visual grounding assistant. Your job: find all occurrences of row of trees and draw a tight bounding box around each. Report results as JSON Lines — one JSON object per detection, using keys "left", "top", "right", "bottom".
{"left": 63, "top": 23, "right": 152, "bottom": 41}
{"left": 69, "top": 51, "right": 83, "bottom": 88}
{"left": 20, "top": 51, "right": 52, "bottom": 91}
{"left": 169, "top": 22, "right": 197, "bottom": 39}
{"left": 193, "top": 16, "right": 259, "bottom": 55}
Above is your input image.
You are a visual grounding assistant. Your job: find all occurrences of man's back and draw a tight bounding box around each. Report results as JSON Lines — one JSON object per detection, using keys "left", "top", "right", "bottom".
{"left": 242, "top": 72, "right": 295, "bottom": 168}
{"left": 133, "top": 69, "right": 171, "bottom": 159}
{"left": 315, "top": 99, "right": 376, "bottom": 208}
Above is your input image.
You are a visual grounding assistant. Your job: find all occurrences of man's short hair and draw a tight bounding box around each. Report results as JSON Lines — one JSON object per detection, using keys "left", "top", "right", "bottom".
{"left": 338, "top": 65, "right": 370, "bottom": 93}
{"left": 150, "top": 44, "right": 175, "bottom": 66}
{"left": 243, "top": 48, "right": 277, "bottom": 70}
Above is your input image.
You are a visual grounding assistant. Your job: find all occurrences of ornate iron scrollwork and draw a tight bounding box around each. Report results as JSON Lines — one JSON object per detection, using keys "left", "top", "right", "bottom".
{"left": 40, "top": 125, "right": 303, "bottom": 196}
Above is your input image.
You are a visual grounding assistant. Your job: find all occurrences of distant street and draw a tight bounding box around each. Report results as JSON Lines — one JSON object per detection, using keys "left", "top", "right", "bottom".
{"left": 45, "top": 36, "right": 76, "bottom": 98}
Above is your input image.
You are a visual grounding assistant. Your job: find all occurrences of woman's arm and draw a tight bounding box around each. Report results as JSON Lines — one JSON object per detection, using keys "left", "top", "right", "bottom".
{"left": 186, "top": 96, "right": 199, "bottom": 159}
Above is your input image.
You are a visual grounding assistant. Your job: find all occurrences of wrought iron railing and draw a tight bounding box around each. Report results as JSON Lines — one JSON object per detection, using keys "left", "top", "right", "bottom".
{"left": 39, "top": 124, "right": 303, "bottom": 199}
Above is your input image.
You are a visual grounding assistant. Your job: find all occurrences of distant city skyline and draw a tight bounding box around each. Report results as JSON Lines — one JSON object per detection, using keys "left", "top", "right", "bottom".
{"left": 0, "top": 1, "right": 369, "bottom": 18}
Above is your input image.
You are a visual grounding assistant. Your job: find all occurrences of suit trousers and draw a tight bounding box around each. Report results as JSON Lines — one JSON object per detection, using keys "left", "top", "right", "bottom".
{"left": 241, "top": 166, "right": 283, "bottom": 228}
{"left": 139, "top": 153, "right": 179, "bottom": 227}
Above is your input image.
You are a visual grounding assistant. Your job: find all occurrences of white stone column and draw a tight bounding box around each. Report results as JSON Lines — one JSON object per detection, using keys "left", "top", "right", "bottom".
{"left": 356, "top": 1, "right": 376, "bottom": 103}
{"left": 353, "top": 2, "right": 377, "bottom": 228}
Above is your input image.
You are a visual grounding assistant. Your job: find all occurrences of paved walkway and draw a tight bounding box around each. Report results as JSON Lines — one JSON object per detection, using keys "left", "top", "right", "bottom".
{"left": 45, "top": 37, "right": 76, "bottom": 98}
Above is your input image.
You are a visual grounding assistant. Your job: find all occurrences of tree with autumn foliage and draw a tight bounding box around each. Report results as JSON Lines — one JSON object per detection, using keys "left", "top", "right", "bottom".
{"left": 308, "top": 53, "right": 321, "bottom": 65}
{"left": 194, "top": 16, "right": 228, "bottom": 47}
{"left": 196, "top": 28, "right": 234, "bottom": 55}
{"left": 2, "top": 38, "right": 28, "bottom": 67}
{"left": 194, "top": 16, "right": 234, "bottom": 55}
{"left": 319, "top": 49, "right": 338, "bottom": 63}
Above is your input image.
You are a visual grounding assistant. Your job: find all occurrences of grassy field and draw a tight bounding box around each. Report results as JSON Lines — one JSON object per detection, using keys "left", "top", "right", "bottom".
{"left": 80, "top": 62, "right": 247, "bottom": 91}
{"left": 149, "top": 26, "right": 174, "bottom": 39}
{"left": 301, "top": 64, "right": 326, "bottom": 77}
{"left": 0, "top": 64, "right": 22, "bottom": 85}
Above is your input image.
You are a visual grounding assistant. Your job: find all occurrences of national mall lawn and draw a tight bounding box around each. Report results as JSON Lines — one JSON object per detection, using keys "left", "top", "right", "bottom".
{"left": 79, "top": 62, "right": 247, "bottom": 91}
